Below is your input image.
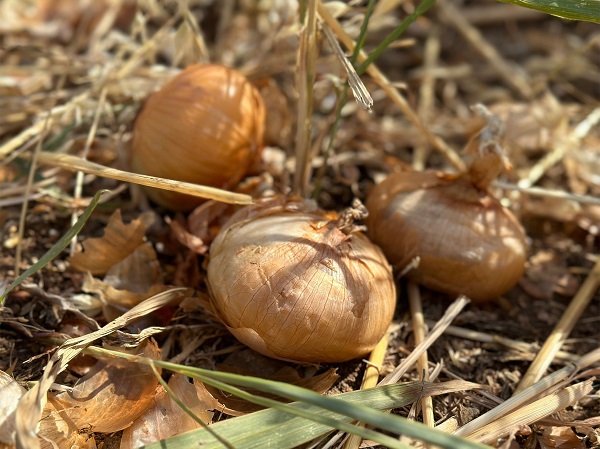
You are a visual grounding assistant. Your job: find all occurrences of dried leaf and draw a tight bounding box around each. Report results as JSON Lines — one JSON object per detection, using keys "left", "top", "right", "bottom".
{"left": 519, "top": 250, "right": 580, "bottom": 300}
{"left": 539, "top": 426, "right": 586, "bottom": 449}
{"left": 167, "top": 216, "right": 208, "bottom": 255}
{"left": 39, "top": 396, "right": 98, "bottom": 449}
{"left": 104, "top": 243, "right": 161, "bottom": 293}
{"left": 187, "top": 201, "right": 234, "bottom": 248}
{"left": 120, "top": 374, "right": 216, "bottom": 449}
{"left": 83, "top": 274, "right": 170, "bottom": 311}
{"left": 16, "top": 289, "right": 188, "bottom": 449}
{"left": 82, "top": 242, "right": 169, "bottom": 310}
{"left": 39, "top": 340, "right": 160, "bottom": 446}
{"left": 203, "top": 349, "right": 339, "bottom": 415}
{"left": 0, "top": 371, "right": 26, "bottom": 446}
{"left": 68, "top": 210, "right": 147, "bottom": 275}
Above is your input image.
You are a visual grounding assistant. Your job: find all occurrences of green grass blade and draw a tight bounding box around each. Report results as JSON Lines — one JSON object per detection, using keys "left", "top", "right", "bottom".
{"left": 0, "top": 189, "right": 108, "bottom": 304}
{"left": 497, "top": 0, "right": 600, "bottom": 23}
{"left": 358, "top": 0, "right": 436, "bottom": 74}
{"left": 143, "top": 380, "right": 481, "bottom": 449}
{"left": 351, "top": 0, "right": 378, "bottom": 64}
{"left": 188, "top": 368, "right": 489, "bottom": 449}
{"left": 42, "top": 121, "right": 77, "bottom": 152}
{"left": 85, "top": 349, "right": 489, "bottom": 449}
{"left": 131, "top": 358, "right": 489, "bottom": 449}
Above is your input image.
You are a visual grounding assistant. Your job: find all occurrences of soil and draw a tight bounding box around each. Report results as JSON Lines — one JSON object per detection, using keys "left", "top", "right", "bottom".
{"left": 0, "top": 1, "right": 599, "bottom": 448}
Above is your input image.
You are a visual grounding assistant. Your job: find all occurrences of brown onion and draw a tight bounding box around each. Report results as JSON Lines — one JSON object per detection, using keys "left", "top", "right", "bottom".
{"left": 366, "top": 107, "right": 527, "bottom": 303}
{"left": 130, "top": 64, "right": 265, "bottom": 210}
{"left": 206, "top": 199, "right": 397, "bottom": 363}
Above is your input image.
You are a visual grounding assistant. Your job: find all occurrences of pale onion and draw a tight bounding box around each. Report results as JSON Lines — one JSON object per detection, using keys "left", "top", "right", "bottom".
{"left": 366, "top": 108, "right": 527, "bottom": 303}
{"left": 130, "top": 64, "right": 265, "bottom": 210}
{"left": 206, "top": 199, "right": 397, "bottom": 363}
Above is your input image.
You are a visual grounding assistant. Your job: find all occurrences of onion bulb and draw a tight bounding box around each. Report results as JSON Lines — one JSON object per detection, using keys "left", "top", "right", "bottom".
{"left": 206, "top": 199, "right": 397, "bottom": 363}
{"left": 130, "top": 64, "right": 265, "bottom": 210}
{"left": 366, "top": 106, "right": 527, "bottom": 303}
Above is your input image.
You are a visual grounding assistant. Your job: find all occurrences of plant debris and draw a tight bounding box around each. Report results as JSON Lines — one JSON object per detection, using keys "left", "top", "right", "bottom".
{"left": 0, "top": 0, "right": 599, "bottom": 448}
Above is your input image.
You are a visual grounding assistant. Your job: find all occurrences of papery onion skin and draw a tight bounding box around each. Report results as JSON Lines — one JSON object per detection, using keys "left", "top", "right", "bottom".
{"left": 366, "top": 171, "right": 526, "bottom": 303}
{"left": 130, "top": 64, "right": 265, "bottom": 210}
{"left": 207, "top": 200, "right": 397, "bottom": 363}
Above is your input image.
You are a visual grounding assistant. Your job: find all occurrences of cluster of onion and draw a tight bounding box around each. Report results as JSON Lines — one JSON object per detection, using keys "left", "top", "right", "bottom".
{"left": 130, "top": 65, "right": 526, "bottom": 362}
{"left": 130, "top": 64, "right": 397, "bottom": 363}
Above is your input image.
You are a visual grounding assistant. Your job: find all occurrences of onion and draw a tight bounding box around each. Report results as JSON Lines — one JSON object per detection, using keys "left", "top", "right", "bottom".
{"left": 130, "top": 64, "right": 265, "bottom": 210}
{"left": 366, "top": 105, "right": 527, "bottom": 303}
{"left": 207, "top": 199, "right": 397, "bottom": 363}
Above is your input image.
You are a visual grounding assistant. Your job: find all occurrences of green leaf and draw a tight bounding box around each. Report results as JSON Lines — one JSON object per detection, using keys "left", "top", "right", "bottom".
{"left": 143, "top": 381, "right": 489, "bottom": 449}
{"left": 0, "top": 189, "right": 108, "bottom": 304}
{"left": 358, "top": 0, "right": 437, "bottom": 74}
{"left": 497, "top": 0, "right": 600, "bottom": 23}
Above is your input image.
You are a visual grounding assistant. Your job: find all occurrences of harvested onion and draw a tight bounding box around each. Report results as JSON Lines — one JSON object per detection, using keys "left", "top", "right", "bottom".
{"left": 130, "top": 64, "right": 265, "bottom": 210}
{"left": 366, "top": 107, "right": 527, "bottom": 303}
{"left": 207, "top": 198, "right": 396, "bottom": 363}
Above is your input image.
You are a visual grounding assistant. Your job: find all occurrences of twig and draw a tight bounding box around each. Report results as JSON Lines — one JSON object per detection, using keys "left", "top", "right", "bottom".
{"left": 424, "top": 321, "right": 579, "bottom": 363}
{"left": 343, "top": 332, "right": 390, "bottom": 449}
{"left": 408, "top": 282, "right": 435, "bottom": 430}
{"left": 379, "top": 296, "right": 470, "bottom": 385}
{"left": 317, "top": 1, "right": 466, "bottom": 172}
{"left": 518, "top": 107, "right": 600, "bottom": 189}
{"left": 493, "top": 180, "right": 600, "bottom": 206}
{"left": 437, "top": 0, "right": 533, "bottom": 100}
{"left": 413, "top": 26, "right": 440, "bottom": 170}
{"left": 70, "top": 86, "right": 108, "bottom": 256}
{"left": 513, "top": 259, "right": 600, "bottom": 394}
{"left": 454, "top": 346, "right": 600, "bottom": 438}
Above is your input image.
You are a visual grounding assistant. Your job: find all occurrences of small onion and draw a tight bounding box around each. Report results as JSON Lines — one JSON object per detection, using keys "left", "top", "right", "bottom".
{"left": 366, "top": 109, "right": 527, "bottom": 303}
{"left": 206, "top": 199, "right": 397, "bottom": 363}
{"left": 130, "top": 64, "right": 265, "bottom": 210}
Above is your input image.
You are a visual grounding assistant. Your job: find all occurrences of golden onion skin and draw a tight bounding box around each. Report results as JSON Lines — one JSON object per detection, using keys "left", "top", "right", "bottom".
{"left": 207, "top": 200, "right": 397, "bottom": 363}
{"left": 130, "top": 64, "right": 265, "bottom": 210}
{"left": 366, "top": 171, "right": 526, "bottom": 303}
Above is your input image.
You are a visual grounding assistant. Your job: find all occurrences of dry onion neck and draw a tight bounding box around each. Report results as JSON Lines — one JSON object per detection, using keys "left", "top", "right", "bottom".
{"left": 465, "top": 104, "right": 513, "bottom": 191}
{"left": 334, "top": 198, "right": 369, "bottom": 235}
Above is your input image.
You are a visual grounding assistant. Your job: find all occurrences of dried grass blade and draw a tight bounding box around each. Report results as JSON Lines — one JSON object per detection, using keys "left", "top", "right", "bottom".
{"left": 454, "top": 346, "right": 600, "bottom": 438}
{"left": 293, "top": 0, "right": 319, "bottom": 197}
{"left": 321, "top": 24, "right": 372, "bottom": 111}
{"left": 70, "top": 86, "right": 108, "bottom": 255}
{"left": 32, "top": 151, "right": 253, "bottom": 205}
{"left": 514, "top": 259, "right": 600, "bottom": 393}
{"left": 343, "top": 331, "right": 390, "bottom": 449}
{"left": 465, "top": 380, "right": 594, "bottom": 444}
{"left": 407, "top": 282, "right": 435, "bottom": 427}
{"left": 437, "top": 0, "right": 533, "bottom": 99}
{"left": 380, "top": 295, "right": 470, "bottom": 385}
{"left": 493, "top": 181, "right": 600, "bottom": 206}
{"left": 518, "top": 107, "right": 600, "bottom": 189}
{"left": 357, "top": 0, "right": 436, "bottom": 75}
{"left": 0, "top": 121, "right": 44, "bottom": 158}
